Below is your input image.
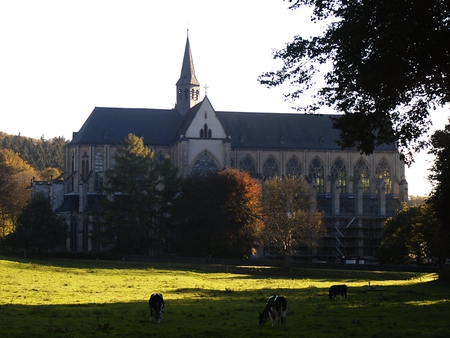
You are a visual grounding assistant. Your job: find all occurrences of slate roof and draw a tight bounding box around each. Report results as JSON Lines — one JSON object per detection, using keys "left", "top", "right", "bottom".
{"left": 70, "top": 104, "right": 397, "bottom": 152}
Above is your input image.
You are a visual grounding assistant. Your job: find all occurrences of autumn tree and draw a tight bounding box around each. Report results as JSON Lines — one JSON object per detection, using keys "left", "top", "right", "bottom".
{"left": 260, "top": 0, "right": 450, "bottom": 163}
{"left": 261, "top": 176, "right": 324, "bottom": 263}
{"left": 4, "top": 193, "right": 67, "bottom": 253}
{"left": 176, "top": 169, "right": 263, "bottom": 259}
{"left": 0, "top": 149, "right": 37, "bottom": 238}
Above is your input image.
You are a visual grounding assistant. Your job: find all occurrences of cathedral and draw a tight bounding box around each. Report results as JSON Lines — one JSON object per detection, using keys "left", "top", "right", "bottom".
{"left": 34, "top": 35, "right": 408, "bottom": 263}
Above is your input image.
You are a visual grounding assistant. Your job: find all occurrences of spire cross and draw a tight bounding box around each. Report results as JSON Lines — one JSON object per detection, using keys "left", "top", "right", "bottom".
{"left": 204, "top": 84, "right": 209, "bottom": 95}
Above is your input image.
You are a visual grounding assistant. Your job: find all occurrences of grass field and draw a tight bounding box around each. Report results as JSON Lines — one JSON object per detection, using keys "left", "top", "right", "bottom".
{"left": 0, "top": 256, "right": 449, "bottom": 337}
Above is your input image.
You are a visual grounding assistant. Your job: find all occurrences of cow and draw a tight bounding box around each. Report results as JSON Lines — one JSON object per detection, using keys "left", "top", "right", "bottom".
{"left": 258, "top": 295, "right": 287, "bottom": 327}
{"left": 329, "top": 284, "right": 347, "bottom": 300}
{"left": 149, "top": 293, "right": 165, "bottom": 323}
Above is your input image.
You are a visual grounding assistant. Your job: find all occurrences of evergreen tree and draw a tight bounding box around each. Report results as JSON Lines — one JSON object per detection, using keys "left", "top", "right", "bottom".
{"left": 5, "top": 193, "right": 67, "bottom": 253}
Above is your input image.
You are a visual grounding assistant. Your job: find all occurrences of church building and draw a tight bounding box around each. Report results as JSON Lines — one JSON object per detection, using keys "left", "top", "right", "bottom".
{"left": 44, "top": 35, "right": 408, "bottom": 263}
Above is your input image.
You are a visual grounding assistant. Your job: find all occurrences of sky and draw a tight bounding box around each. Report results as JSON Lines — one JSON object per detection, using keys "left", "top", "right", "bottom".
{"left": 0, "top": 0, "right": 448, "bottom": 197}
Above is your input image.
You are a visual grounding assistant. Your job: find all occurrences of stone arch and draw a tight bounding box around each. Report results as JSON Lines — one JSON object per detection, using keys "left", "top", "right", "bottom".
{"left": 262, "top": 156, "right": 279, "bottom": 179}
{"left": 238, "top": 154, "right": 257, "bottom": 175}
{"left": 308, "top": 156, "right": 325, "bottom": 193}
{"left": 353, "top": 157, "right": 370, "bottom": 193}
{"left": 376, "top": 157, "right": 392, "bottom": 194}
{"left": 285, "top": 156, "right": 302, "bottom": 177}
{"left": 190, "top": 151, "right": 220, "bottom": 176}
{"left": 331, "top": 157, "right": 347, "bottom": 193}
{"left": 94, "top": 151, "right": 103, "bottom": 191}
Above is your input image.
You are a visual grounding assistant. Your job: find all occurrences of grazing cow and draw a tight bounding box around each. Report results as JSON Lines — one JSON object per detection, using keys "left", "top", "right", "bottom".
{"left": 149, "top": 293, "right": 165, "bottom": 323}
{"left": 258, "top": 295, "right": 287, "bottom": 327}
{"left": 329, "top": 285, "right": 347, "bottom": 300}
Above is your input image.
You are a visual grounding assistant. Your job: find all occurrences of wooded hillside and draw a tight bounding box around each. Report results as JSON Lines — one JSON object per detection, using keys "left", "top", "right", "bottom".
{"left": 0, "top": 132, "right": 67, "bottom": 172}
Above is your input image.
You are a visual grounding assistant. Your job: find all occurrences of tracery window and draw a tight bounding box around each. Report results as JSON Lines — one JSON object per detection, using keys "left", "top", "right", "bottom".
{"left": 262, "top": 156, "right": 279, "bottom": 179}
{"left": 285, "top": 156, "right": 301, "bottom": 177}
{"left": 94, "top": 151, "right": 103, "bottom": 191}
{"left": 375, "top": 158, "right": 391, "bottom": 194}
{"left": 331, "top": 157, "right": 347, "bottom": 193}
{"left": 239, "top": 155, "right": 256, "bottom": 175}
{"left": 81, "top": 151, "right": 89, "bottom": 181}
{"left": 308, "top": 157, "right": 325, "bottom": 193}
{"left": 353, "top": 158, "right": 370, "bottom": 193}
{"left": 190, "top": 152, "right": 219, "bottom": 176}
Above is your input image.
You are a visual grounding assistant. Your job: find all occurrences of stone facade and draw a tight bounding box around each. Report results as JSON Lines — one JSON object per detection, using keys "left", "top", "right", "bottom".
{"left": 35, "top": 35, "right": 407, "bottom": 262}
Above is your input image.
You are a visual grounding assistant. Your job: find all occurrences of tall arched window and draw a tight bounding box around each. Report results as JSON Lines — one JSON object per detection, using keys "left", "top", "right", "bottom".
{"left": 285, "top": 156, "right": 302, "bottom": 177}
{"left": 331, "top": 157, "right": 347, "bottom": 193}
{"left": 376, "top": 158, "right": 391, "bottom": 194}
{"left": 354, "top": 158, "right": 370, "bottom": 193}
{"left": 81, "top": 151, "right": 89, "bottom": 181}
{"left": 239, "top": 155, "right": 256, "bottom": 175}
{"left": 263, "top": 156, "right": 279, "bottom": 179}
{"left": 308, "top": 157, "right": 325, "bottom": 193}
{"left": 94, "top": 151, "right": 103, "bottom": 191}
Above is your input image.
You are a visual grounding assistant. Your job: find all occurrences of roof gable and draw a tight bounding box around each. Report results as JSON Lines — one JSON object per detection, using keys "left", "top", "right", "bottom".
{"left": 183, "top": 97, "right": 227, "bottom": 139}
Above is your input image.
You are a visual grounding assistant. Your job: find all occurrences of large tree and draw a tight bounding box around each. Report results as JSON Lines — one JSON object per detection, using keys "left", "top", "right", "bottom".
{"left": 0, "top": 149, "right": 37, "bottom": 238}
{"left": 176, "top": 169, "right": 263, "bottom": 259}
{"left": 5, "top": 193, "right": 67, "bottom": 253}
{"left": 427, "top": 120, "right": 450, "bottom": 261}
{"left": 261, "top": 176, "right": 325, "bottom": 263}
{"left": 98, "top": 134, "right": 159, "bottom": 255}
{"left": 260, "top": 0, "right": 450, "bottom": 163}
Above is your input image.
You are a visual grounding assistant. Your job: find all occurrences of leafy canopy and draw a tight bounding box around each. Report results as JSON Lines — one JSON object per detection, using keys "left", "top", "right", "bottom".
{"left": 260, "top": 0, "right": 450, "bottom": 163}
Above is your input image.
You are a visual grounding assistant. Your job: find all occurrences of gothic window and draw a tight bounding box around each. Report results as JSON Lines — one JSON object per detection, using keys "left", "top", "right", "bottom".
{"left": 205, "top": 111, "right": 207, "bottom": 119}
{"left": 178, "top": 89, "right": 182, "bottom": 100}
{"left": 191, "top": 89, "right": 196, "bottom": 100}
{"left": 285, "top": 156, "right": 301, "bottom": 177}
{"left": 155, "top": 151, "right": 166, "bottom": 167}
{"left": 200, "top": 124, "right": 212, "bottom": 138}
{"left": 200, "top": 129, "right": 204, "bottom": 138}
{"left": 263, "top": 156, "right": 279, "bottom": 179}
{"left": 94, "top": 151, "right": 103, "bottom": 191}
{"left": 208, "top": 129, "right": 212, "bottom": 138}
{"left": 239, "top": 155, "right": 256, "bottom": 174}
{"left": 195, "top": 89, "right": 199, "bottom": 100}
{"left": 331, "top": 157, "right": 347, "bottom": 193}
{"left": 81, "top": 151, "right": 89, "bottom": 181}
{"left": 308, "top": 157, "right": 325, "bottom": 193}
{"left": 70, "top": 152, "right": 75, "bottom": 192}
{"left": 354, "top": 158, "right": 370, "bottom": 193}
{"left": 190, "top": 152, "right": 219, "bottom": 176}
{"left": 375, "top": 158, "right": 391, "bottom": 194}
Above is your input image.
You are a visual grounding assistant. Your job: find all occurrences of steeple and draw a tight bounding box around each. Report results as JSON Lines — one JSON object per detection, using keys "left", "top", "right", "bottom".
{"left": 176, "top": 31, "right": 200, "bottom": 116}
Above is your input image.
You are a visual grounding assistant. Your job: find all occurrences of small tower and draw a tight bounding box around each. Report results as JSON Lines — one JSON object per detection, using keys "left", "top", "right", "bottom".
{"left": 176, "top": 31, "right": 200, "bottom": 116}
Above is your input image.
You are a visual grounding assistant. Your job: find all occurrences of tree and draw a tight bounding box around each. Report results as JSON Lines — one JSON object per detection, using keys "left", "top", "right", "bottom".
{"left": 176, "top": 169, "right": 263, "bottom": 258}
{"left": 98, "top": 134, "right": 159, "bottom": 255}
{"left": 0, "top": 149, "right": 37, "bottom": 238}
{"left": 261, "top": 176, "right": 325, "bottom": 263}
{"left": 376, "top": 203, "right": 445, "bottom": 266}
{"left": 260, "top": 0, "right": 450, "bottom": 163}
{"left": 427, "top": 120, "right": 450, "bottom": 261}
{"left": 5, "top": 193, "right": 67, "bottom": 253}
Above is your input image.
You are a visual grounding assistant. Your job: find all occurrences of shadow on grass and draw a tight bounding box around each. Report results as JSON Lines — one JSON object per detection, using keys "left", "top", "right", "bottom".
{"left": 1, "top": 281, "right": 450, "bottom": 338}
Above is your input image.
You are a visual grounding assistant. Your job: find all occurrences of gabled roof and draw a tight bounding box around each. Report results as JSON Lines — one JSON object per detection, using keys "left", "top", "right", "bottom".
{"left": 70, "top": 107, "right": 183, "bottom": 146}
{"left": 69, "top": 102, "right": 397, "bottom": 152}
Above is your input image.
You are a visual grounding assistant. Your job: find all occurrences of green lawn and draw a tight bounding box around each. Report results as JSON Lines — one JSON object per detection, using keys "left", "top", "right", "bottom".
{"left": 0, "top": 256, "right": 448, "bottom": 337}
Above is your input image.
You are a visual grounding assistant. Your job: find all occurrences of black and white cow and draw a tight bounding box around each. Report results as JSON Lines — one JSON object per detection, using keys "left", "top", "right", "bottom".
{"left": 149, "top": 293, "right": 165, "bottom": 323}
{"left": 258, "top": 295, "right": 287, "bottom": 327}
{"left": 329, "top": 284, "right": 347, "bottom": 300}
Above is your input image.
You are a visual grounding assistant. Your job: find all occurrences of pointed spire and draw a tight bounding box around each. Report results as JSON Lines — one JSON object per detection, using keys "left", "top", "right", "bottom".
{"left": 175, "top": 30, "right": 201, "bottom": 116}
{"left": 176, "top": 30, "right": 199, "bottom": 86}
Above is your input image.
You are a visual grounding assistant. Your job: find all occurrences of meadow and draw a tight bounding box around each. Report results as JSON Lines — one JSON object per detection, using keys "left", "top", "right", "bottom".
{"left": 0, "top": 256, "right": 449, "bottom": 337}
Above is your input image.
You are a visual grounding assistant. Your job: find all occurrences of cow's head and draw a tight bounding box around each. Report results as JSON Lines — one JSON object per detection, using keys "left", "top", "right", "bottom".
{"left": 258, "top": 312, "right": 268, "bottom": 325}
